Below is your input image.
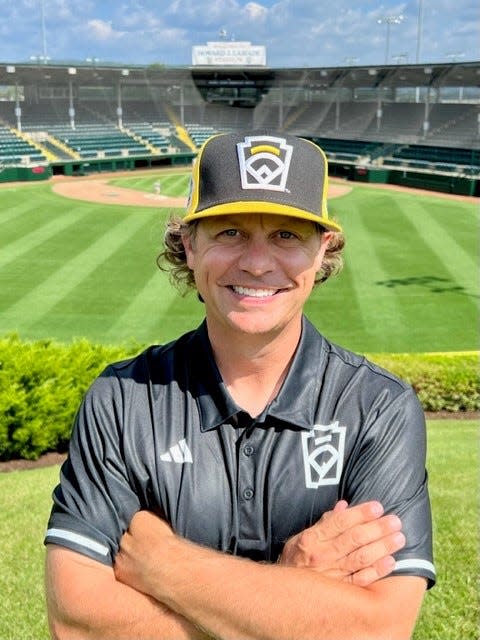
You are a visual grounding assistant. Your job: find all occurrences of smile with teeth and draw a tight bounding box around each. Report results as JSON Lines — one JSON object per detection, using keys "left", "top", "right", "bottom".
{"left": 231, "top": 285, "right": 281, "bottom": 298}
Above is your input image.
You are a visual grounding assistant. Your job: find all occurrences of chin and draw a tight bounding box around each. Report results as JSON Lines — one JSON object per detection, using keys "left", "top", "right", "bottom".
{"left": 225, "top": 311, "right": 292, "bottom": 336}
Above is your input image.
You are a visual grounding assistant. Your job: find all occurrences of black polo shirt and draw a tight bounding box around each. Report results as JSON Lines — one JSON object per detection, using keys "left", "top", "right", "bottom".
{"left": 45, "top": 316, "right": 436, "bottom": 587}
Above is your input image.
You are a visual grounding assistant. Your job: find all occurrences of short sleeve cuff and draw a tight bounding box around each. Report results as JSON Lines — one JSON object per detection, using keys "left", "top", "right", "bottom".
{"left": 393, "top": 558, "right": 436, "bottom": 589}
{"left": 44, "top": 512, "right": 115, "bottom": 566}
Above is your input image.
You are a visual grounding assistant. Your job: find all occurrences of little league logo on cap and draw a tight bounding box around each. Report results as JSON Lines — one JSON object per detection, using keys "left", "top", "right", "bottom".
{"left": 237, "top": 135, "right": 293, "bottom": 192}
{"left": 183, "top": 130, "right": 342, "bottom": 232}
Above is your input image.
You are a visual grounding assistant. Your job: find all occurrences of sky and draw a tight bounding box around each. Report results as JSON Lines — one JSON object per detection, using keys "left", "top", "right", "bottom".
{"left": 0, "top": 0, "right": 478, "bottom": 69}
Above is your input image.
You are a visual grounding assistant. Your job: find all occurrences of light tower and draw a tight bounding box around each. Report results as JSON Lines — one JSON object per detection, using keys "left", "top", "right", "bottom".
{"left": 377, "top": 14, "right": 404, "bottom": 65}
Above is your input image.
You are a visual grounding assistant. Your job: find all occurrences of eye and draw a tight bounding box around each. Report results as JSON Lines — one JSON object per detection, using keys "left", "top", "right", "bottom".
{"left": 277, "top": 230, "right": 299, "bottom": 240}
{"left": 218, "top": 228, "right": 239, "bottom": 238}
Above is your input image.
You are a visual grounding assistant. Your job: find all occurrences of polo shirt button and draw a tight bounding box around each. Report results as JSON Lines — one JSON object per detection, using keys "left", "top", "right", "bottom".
{"left": 243, "top": 487, "right": 254, "bottom": 500}
{"left": 244, "top": 445, "right": 254, "bottom": 456}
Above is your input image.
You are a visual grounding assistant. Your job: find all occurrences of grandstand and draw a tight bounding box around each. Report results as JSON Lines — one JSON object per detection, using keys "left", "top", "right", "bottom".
{"left": 0, "top": 60, "right": 478, "bottom": 195}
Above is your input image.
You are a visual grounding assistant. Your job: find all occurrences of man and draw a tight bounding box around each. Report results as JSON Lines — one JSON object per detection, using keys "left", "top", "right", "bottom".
{"left": 45, "top": 131, "right": 435, "bottom": 639}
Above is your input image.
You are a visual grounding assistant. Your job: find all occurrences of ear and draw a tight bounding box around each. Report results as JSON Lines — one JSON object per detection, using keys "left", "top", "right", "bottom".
{"left": 182, "top": 233, "right": 196, "bottom": 270}
{"left": 314, "top": 231, "right": 334, "bottom": 270}
{"left": 321, "top": 231, "right": 334, "bottom": 249}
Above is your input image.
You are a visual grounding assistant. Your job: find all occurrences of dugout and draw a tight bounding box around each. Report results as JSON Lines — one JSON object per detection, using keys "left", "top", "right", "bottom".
{"left": 50, "top": 152, "right": 195, "bottom": 177}
{"left": 350, "top": 164, "right": 478, "bottom": 196}
{"left": 387, "top": 168, "right": 479, "bottom": 196}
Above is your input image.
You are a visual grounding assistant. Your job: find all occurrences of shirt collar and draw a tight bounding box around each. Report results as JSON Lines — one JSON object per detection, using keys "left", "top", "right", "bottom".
{"left": 189, "top": 317, "right": 326, "bottom": 432}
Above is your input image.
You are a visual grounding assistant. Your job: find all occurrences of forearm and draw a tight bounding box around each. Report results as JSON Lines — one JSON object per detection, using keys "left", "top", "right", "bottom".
{"left": 45, "top": 546, "right": 211, "bottom": 640}
{"left": 119, "top": 536, "right": 415, "bottom": 640}
{"left": 48, "top": 583, "right": 208, "bottom": 640}
{"left": 163, "top": 546, "right": 373, "bottom": 640}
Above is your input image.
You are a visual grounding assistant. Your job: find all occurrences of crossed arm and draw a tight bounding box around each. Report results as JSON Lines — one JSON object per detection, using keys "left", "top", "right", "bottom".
{"left": 45, "top": 501, "right": 426, "bottom": 640}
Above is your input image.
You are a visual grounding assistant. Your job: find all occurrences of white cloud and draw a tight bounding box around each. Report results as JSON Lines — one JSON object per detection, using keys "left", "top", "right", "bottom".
{"left": 243, "top": 2, "right": 268, "bottom": 21}
{"left": 87, "top": 19, "right": 120, "bottom": 42}
{"left": 0, "top": 0, "right": 477, "bottom": 67}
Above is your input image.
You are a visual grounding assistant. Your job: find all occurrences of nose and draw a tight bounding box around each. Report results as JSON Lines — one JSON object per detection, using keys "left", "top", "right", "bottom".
{"left": 237, "top": 236, "right": 275, "bottom": 276}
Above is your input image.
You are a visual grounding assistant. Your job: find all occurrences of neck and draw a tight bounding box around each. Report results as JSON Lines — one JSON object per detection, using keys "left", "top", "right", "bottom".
{"left": 207, "top": 318, "right": 302, "bottom": 417}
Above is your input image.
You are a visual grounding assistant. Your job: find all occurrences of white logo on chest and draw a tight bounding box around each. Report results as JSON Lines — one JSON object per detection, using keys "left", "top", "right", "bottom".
{"left": 301, "top": 422, "right": 346, "bottom": 488}
{"left": 160, "top": 439, "right": 193, "bottom": 464}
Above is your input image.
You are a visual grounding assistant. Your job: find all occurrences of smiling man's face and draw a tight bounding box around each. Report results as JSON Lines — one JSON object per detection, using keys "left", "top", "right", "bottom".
{"left": 183, "top": 213, "right": 332, "bottom": 340}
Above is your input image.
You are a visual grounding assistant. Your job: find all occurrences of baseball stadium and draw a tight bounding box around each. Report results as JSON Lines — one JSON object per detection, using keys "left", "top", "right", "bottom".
{"left": 0, "top": 57, "right": 478, "bottom": 348}
{"left": 0, "top": 45, "right": 479, "bottom": 640}
{"left": 0, "top": 59, "right": 479, "bottom": 193}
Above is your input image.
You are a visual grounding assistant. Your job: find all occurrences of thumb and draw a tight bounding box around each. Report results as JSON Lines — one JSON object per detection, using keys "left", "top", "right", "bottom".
{"left": 333, "top": 500, "right": 349, "bottom": 513}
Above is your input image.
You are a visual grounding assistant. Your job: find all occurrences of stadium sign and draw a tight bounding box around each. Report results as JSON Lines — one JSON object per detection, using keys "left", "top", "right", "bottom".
{"left": 192, "top": 41, "right": 266, "bottom": 67}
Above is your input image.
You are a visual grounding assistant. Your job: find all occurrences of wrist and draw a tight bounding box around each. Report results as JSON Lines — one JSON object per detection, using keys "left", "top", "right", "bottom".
{"left": 146, "top": 532, "right": 201, "bottom": 602}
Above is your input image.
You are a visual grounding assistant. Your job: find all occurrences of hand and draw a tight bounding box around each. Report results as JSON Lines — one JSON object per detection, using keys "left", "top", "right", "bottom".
{"left": 114, "top": 511, "right": 178, "bottom": 596}
{"left": 114, "top": 512, "right": 213, "bottom": 640}
{"left": 279, "top": 501, "right": 405, "bottom": 587}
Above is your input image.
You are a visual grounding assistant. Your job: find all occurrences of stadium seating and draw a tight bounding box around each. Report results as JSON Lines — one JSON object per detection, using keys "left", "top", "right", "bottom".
{"left": 42, "top": 124, "right": 150, "bottom": 158}
{"left": 311, "top": 137, "right": 383, "bottom": 163}
{"left": 0, "top": 125, "right": 47, "bottom": 164}
{"left": 423, "top": 104, "right": 479, "bottom": 148}
{"left": 122, "top": 100, "right": 172, "bottom": 124}
{"left": 185, "top": 124, "right": 219, "bottom": 147}
{"left": 0, "top": 61, "right": 476, "bottom": 190}
{"left": 384, "top": 144, "right": 480, "bottom": 175}
{"left": 123, "top": 123, "right": 172, "bottom": 153}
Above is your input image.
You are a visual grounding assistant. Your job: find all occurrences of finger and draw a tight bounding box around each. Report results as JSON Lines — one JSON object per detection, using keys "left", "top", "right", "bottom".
{"left": 314, "top": 501, "right": 385, "bottom": 541}
{"left": 344, "top": 514, "right": 403, "bottom": 550}
{"left": 342, "top": 530, "right": 406, "bottom": 575}
{"left": 333, "top": 500, "right": 349, "bottom": 513}
{"left": 331, "top": 515, "right": 403, "bottom": 564}
{"left": 349, "top": 555, "right": 397, "bottom": 587}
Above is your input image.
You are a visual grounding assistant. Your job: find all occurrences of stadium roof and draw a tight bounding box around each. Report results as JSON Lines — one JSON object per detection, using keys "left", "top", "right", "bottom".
{"left": 0, "top": 61, "right": 479, "bottom": 91}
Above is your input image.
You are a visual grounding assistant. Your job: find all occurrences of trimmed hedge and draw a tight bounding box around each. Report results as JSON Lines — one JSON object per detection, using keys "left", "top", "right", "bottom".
{"left": 0, "top": 335, "right": 139, "bottom": 461}
{"left": 0, "top": 335, "right": 478, "bottom": 461}
{"left": 368, "top": 352, "right": 479, "bottom": 414}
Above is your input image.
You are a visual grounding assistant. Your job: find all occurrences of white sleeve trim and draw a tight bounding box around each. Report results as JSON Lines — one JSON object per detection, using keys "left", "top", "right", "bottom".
{"left": 46, "top": 527, "right": 110, "bottom": 556}
{"left": 395, "top": 558, "right": 436, "bottom": 575}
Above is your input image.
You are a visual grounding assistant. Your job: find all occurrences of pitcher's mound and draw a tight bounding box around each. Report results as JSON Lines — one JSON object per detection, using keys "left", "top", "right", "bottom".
{"left": 52, "top": 174, "right": 352, "bottom": 208}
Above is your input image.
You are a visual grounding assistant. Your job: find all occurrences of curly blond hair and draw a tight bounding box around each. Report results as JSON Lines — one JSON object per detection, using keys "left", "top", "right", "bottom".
{"left": 157, "top": 216, "right": 345, "bottom": 295}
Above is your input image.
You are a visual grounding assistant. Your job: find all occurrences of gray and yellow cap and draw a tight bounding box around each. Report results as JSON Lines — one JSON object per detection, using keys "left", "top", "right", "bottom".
{"left": 183, "top": 131, "right": 343, "bottom": 232}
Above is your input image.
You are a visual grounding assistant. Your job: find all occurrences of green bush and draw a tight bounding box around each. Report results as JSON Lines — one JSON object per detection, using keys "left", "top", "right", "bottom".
{"left": 0, "top": 336, "right": 478, "bottom": 461}
{"left": 0, "top": 335, "right": 138, "bottom": 461}
{"left": 368, "top": 352, "right": 480, "bottom": 413}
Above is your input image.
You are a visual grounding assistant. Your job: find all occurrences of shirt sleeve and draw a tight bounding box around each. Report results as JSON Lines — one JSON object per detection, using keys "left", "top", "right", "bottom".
{"left": 343, "top": 387, "right": 436, "bottom": 588}
{"left": 44, "top": 367, "right": 141, "bottom": 566}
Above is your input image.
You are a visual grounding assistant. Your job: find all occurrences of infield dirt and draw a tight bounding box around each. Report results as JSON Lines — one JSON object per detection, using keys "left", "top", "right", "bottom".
{"left": 50, "top": 171, "right": 479, "bottom": 207}
{"left": 50, "top": 172, "right": 354, "bottom": 208}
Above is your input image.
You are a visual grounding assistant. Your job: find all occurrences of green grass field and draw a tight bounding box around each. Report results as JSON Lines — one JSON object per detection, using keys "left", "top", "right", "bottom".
{"left": 1, "top": 175, "right": 477, "bottom": 638}
{"left": 0, "top": 419, "right": 477, "bottom": 640}
{"left": 0, "top": 172, "right": 478, "bottom": 352}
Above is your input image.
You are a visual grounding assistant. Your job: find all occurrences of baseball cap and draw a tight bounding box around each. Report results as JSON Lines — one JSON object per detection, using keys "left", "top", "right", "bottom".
{"left": 183, "top": 130, "right": 342, "bottom": 232}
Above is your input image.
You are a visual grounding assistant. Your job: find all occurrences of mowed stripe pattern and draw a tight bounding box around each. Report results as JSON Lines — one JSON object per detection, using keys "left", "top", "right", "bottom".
{"left": 0, "top": 176, "right": 478, "bottom": 352}
{"left": 309, "top": 187, "right": 478, "bottom": 352}
{"left": 0, "top": 174, "right": 203, "bottom": 345}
